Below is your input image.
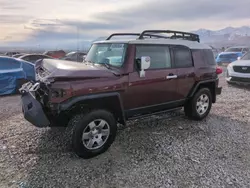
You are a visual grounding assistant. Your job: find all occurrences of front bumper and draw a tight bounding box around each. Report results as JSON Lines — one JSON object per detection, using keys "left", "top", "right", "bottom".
{"left": 20, "top": 82, "right": 50, "bottom": 127}
{"left": 226, "top": 68, "right": 250, "bottom": 85}
{"left": 226, "top": 77, "right": 250, "bottom": 85}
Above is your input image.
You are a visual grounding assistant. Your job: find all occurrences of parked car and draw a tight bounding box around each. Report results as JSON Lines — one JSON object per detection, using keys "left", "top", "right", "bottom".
{"left": 18, "top": 54, "right": 53, "bottom": 64}
{"left": 13, "top": 53, "right": 26, "bottom": 58}
{"left": 224, "top": 46, "right": 250, "bottom": 54}
{"left": 19, "top": 30, "right": 222, "bottom": 159}
{"left": 0, "top": 56, "right": 35, "bottom": 95}
{"left": 4, "top": 52, "right": 20, "bottom": 57}
{"left": 61, "top": 51, "right": 87, "bottom": 62}
{"left": 226, "top": 51, "right": 250, "bottom": 85}
{"left": 216, "top": 52, "right": 243, "bottom": 65}
{"left": 43, "top": 50, "right": 66, "bottom": 59}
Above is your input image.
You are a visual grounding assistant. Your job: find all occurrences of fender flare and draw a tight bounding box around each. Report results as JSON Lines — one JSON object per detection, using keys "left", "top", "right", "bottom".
{"left": 58, "top": 92, "right": 126, "bottom": 125}
{"left": 188, "top": 78, "right": 218, "bottom": 99}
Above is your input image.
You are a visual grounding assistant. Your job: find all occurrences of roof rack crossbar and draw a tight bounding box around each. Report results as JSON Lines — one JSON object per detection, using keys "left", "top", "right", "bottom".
{"left": 138, "top": 30, "right": 200, "bottom": 42}
{"left": 106, "top": 32, "right": 171, "bottom": 40}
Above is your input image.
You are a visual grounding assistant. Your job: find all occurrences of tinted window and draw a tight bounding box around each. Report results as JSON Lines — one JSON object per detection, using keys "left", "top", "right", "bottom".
{"left": 135, "top": 45, "right": 171, "bottom": 69}
{"left": 173, "top": 47, "right": 193, "bottom": 68}
{"left": 241, "top": 52, "right": 250, "bottom": 60}
{"left": 225, "top": 48, "right": 242, "bottom": 52}
{"left": 243, "top": 48, "right": 249, "bottom": 53}
{"left": 203, "top": 49, "right": 216, "bottom": 65}
{"left": 23, "top": 55, "right": 43, "bottom": 63}
{"left": 0, "top": 58, "right": 21, "bottom": 69}
{"left": 39, "top": 55, "right": 50, "bottom": 59}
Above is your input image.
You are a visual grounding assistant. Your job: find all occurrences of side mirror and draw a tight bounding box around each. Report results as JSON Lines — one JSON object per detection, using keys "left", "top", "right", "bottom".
{"left": 237, "top": 57, "right": 241, "bottom": 60}
{"left": 139, "top": 56, "right": 151, "bottom": 77}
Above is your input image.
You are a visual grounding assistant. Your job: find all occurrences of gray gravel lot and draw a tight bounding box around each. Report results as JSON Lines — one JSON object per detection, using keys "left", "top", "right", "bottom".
{"left": 1, "top": 73, "right": 250, "bottom": 188}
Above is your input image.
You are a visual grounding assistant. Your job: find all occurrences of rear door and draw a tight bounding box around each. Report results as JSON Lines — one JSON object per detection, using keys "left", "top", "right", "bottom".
{"left": 124, "top": 44, "right": 179, "bottom": 115}
{"left": 171, "top": 45, "right": 196, "bottom": 100}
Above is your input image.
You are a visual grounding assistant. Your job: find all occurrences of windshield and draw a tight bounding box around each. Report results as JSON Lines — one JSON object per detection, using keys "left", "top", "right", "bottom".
{"left": 225, "top": 48, "right": 243, "bottom": 52}
{"left": 241, "top": 52, "right": 250, "bottom": 60}
{"left": 84, "top": 43, "right": 127, "bottom": 67}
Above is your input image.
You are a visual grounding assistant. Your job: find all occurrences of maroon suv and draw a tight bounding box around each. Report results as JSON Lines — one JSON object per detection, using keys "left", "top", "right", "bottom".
{"left": 19, "top": 30, "right": 222, "bottom": 159}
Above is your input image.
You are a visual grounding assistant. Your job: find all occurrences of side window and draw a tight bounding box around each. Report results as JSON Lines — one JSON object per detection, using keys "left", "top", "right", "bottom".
{"left": 173, "top": 47, "right": 193, "bottom": 68}
{"left": 27, "top": 55, "right": 40, "bottom": 63}
{"left": 135, "top": 45, "right": 171, "bottom": 69}
{"left": 243, "top": 48, "right": 249, "bottom": 53}
{"left": 22, "top": 56, "right": 30, "bottom": 61}
{"left": 203, "top": 49, "right": 216, "bottom": 65}
{"left": 31, "top": 56, "right": 40, "bottom": 61}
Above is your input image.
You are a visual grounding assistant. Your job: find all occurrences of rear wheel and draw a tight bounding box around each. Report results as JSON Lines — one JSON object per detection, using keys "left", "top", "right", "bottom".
{"left": 184, "top": 88, "right": 212, "bottom": 120}
{"left": 69, "top": 109, "right": 117, "bottom": 159}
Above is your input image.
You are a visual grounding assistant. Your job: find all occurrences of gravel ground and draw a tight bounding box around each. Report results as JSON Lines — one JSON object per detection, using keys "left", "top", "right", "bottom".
{"left": 1, "top": 72, "right": 250, "bottom": 188}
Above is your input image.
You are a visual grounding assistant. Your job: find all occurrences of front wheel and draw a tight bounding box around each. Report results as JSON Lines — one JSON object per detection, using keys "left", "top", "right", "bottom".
{"left": 184, "top": 88, "right": 212, "bottom": 120}
{"left": 70, "top": 110, "right": 117, "bottom": 159}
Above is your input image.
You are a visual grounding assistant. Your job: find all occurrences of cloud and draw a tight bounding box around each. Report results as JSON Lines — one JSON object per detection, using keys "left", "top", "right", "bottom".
{"left": 94, "top": 0, "right": 250, "bottom": 27}
{"left": 30, "top": 29, "right": 93, "bottom": 41}
{"left": 1, "top": 0, "right": 250, "bottom": 48}
{"left": 0, "top": 15, "right": 30, "bottom": 24}
{"left": 25, "top": 18, "right": 130, "bottom": 31}
{"left": 0, "top": 0, "right": 26, "bottom": 9}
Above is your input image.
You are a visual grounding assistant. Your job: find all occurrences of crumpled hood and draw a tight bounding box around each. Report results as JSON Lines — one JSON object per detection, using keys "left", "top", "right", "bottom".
{"left": 36, "top": 59, "right": 118, "bottom": 80}
{"left": 230, "top": 60, "right": 250, "bottom": 66}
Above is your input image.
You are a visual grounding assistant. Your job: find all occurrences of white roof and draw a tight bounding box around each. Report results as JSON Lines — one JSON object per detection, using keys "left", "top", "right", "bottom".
{"left": 94, "top": 38, "right": 211, "bottom": 50}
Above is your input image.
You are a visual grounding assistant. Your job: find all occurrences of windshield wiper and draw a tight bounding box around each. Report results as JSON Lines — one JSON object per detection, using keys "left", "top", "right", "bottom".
{"left": 102, "top": 62, "right": 111, "bottom": 69}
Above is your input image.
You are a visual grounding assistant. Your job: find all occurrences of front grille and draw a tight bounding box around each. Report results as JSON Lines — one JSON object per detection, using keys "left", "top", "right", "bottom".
{"left": 233, "top": 66, "right": 250, "bottom": 73}
{"left": 231, "top": 77, "right": 250, "bottom": 82}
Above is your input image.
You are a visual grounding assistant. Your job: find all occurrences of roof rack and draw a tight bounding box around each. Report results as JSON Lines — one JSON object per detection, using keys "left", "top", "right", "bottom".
{"left": 106, "top": 33, "right": 170, "bottom": 40}
{"left": 138, "top": 30, "right": 200, "bottom": 42}
{"left": 106, "top": 33, "right": 140, "bottom": 40}
{"left": 106, "top": 30, "right": 200, "bottom": 42}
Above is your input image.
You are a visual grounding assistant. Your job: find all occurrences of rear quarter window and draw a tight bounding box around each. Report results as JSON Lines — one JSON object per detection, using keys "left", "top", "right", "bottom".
{"left": 172, "top": 46, "right": 193, "bottom": 68}
{"left": 203, "top": 49, "right": 216, "bottom": 65}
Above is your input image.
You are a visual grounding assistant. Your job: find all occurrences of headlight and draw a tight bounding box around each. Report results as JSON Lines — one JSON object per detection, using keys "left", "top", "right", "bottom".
{"left": 227, "top": 63, "right": 233, "bottom": 69}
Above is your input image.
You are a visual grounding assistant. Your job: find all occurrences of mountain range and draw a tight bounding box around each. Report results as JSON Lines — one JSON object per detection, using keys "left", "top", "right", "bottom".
{"left": 1, "top": 26, "right": 250, "bottom": 52}
{"left": 93, "top": 26, "right": 250, "bottom": 49}
{"left": 191, "top": 26, "right": 250, "bottom": 48}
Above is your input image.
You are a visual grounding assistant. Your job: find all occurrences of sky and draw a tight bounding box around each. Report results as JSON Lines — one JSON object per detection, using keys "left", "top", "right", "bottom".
{"left": 1, "top": 0, "right": 250, "bottom": 49}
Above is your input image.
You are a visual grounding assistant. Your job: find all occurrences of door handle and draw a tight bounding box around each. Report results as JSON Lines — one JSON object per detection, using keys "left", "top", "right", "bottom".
{"left": 166, "top": 75, "right": 177, "bottom": 79}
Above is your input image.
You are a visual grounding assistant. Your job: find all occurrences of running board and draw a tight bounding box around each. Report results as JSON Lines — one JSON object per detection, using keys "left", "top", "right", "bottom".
{"left": 127, "top": 107, "right": 184, "bottom": 121}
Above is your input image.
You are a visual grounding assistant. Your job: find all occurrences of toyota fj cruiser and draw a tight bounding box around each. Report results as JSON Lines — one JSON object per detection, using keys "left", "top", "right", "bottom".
{"left": 19, "top": 30, "right": 222, "bottom": 159}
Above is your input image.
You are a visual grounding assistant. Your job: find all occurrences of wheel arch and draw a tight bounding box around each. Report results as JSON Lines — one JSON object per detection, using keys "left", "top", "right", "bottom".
{"left": 58, "top": 92, "right": 126, "bottom": 125}
{"left": 188, "top": 78, "right": 218, "bottom": 103}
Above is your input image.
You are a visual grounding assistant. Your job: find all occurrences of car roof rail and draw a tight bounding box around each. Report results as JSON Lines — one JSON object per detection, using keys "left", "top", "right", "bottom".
{"left": 106, "top": 32, "right": 170, "bottom": 40}
{"left": 138, "top": 30, "right": 200, "bottom": 42}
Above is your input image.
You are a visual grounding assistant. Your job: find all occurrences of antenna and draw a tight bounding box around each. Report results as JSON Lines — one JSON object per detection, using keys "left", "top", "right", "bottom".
{"left": 77, "top": 26, "right": 79, "bottom": 52}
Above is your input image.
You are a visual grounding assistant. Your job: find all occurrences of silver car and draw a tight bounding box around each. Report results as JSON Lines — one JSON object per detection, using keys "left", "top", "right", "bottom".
{"left": 226, "top": 52, "right": 250, "bottom": 85}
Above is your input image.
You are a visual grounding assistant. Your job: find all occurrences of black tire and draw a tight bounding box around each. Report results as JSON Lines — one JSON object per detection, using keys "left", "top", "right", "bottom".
{"left": 184, "top": 88, "right": 212, "bottom": 120}
{"left": 70, "top": 109, "right": 117, "bottom": 159}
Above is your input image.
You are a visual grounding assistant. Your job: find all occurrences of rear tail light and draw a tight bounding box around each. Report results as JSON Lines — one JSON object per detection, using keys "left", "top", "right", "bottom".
{"left": 216, "top": 66, "right": 223, "bottom": 74}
